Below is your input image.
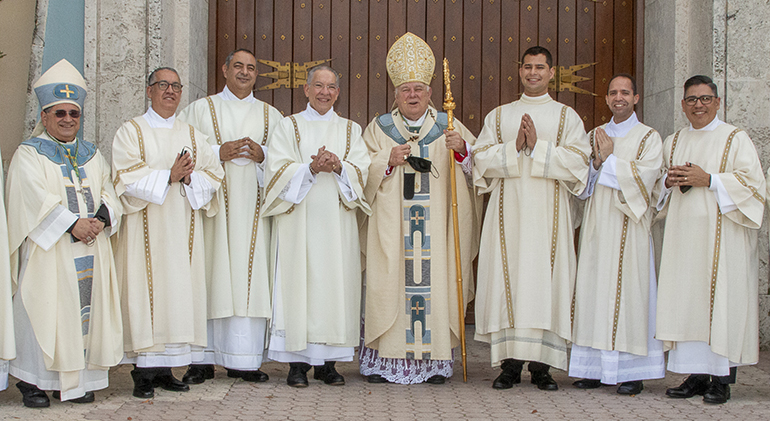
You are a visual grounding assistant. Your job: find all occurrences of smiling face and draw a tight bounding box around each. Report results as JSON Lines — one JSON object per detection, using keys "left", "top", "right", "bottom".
{"left": 223, "top": 51, "right": 258, "bottom": 99}
{"left": 147, "top": 69, "right": 182, "bottom": 119}
{"left": 304, "top": 69, "right": 339, "bottom": 115}
{"left": 682, "top": 83, "right": 721, "bottom": 130}
{"left": 519, "top": 53, "right": 555, "bottom": 97}
{"left": 41, "top": 103, "right": 81, "bottom": 142}
{"left": 606, "top": 76, "right": 638, "bottom": 123}
{"left": 395, "top": 82, "right": 432, "bottom": 121}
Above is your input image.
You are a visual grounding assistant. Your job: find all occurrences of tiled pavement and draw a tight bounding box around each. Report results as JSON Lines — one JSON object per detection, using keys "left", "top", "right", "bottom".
{"left": 1, "top": 327, "right": 769, "bottom": 420}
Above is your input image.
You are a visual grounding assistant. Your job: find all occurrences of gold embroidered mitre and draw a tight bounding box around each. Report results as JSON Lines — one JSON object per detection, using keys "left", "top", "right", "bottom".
{"left": 386, "top": 32, "right": 435, "bottom": 88}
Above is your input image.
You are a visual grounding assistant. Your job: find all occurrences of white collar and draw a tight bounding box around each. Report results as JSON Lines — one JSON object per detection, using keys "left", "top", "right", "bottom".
{"left": 604, "top": 112, "right": 640, "bottom": 138}
{"left": 521, "top": 93, "right": 551, "bottom": 100}
{"left": 300, "top": 103, "right": 335, "bottom": 121}
{"left": 218, "top": 85, "right": 257, "bottom": 103}
{"left": 402, "top": 109, "right": 428, "bottom": 127}
{"left": 690, "top": 115, "right": 724, "bottom": 132}
{"left": 143, "top": 106, "right": 176, "bottom": 129}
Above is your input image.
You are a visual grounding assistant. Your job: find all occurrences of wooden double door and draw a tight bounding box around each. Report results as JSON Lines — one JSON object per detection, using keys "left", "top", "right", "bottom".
{"left": 208, "top": 0, "right": 642, "bottom": 135}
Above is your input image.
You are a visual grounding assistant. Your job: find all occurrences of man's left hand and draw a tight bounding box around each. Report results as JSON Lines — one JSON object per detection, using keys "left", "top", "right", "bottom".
{"left": 667, "top": 162, "right": 710, "bottom": 188}
{"left": 444, "top": 129, "right": 466, "bottom": 154}
{"left": 522, "top": 113, "right": 538, "bottom": 150}
{"left": 244, "top": 138, "right": 265, "bottom": 163}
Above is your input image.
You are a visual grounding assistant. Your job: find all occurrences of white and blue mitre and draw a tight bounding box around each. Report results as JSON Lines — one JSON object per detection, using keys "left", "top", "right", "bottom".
{"left": 31, "top": 59, "right": 87, "bottom": 137}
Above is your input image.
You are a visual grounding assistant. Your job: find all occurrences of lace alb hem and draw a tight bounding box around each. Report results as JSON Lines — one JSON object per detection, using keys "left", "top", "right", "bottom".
{"left": 358, "top": 345, "right": 453, "bottom": 385}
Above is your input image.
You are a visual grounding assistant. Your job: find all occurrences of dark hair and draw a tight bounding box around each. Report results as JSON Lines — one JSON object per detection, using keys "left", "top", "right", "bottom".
{"left": 608, "top": 73, "right": 637, "bottom": 95}
{"left": 224, "top": 49, "right": 256, "bottom": 67}
{"left": 521, "top": 46, "right": 553, "bottom": 68}
{"left": 307, "top": 65, "right": 340, "bottom": 86}
{"left": 684, "top": 75, "right": 718, "bottom": 97}
{"left": 148, "top": 67, "right": 180, "bottom": 86}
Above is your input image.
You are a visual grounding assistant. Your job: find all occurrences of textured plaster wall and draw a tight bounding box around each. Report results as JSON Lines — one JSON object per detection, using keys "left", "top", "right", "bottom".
{"left": 645, "top": 0, "right": 770, "bottom": 348}
{"left": 25, "top": 0, "right": 209, "bottom": 160}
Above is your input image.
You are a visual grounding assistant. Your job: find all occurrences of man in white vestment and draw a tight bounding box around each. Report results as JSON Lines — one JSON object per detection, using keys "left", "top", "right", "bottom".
{"left": 177, "top": 49, "right": 283, "bottom": 385}
{"left": 569, "top": 74, "right": 665, "bottom": 395}
{"left": 472, "top": 46, "right": 590, "bottom": 391}
{"left": 263, "top": 66, "right": 371, "bottom": 387}
{"left": 655, "top": 75, "right": 765, "bottom": 404}
{"left": 0, "top": 149, "right": 12, "bottom": 393}
{"left": 359, "top": 32, "right": 480, "bottom": 385}
{"left": 112, "top": 67, "right": 224, "bottom": 398}
{"left": 6, "top": 59, "right": 124, "bottom": 407}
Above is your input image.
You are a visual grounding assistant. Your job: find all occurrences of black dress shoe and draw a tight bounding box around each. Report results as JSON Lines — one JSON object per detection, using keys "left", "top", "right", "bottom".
{"left": 16, "top": 381, "right": 50, "bottom": 408}
{"left": 52, "top": 390, "right": 95, "bottom": 403}
{"left": 572, "top": 378, "right": 602, "bottom": 389}
{"left": 617, "top": 380, "right": 644, "bottom": 395}
{"left": 703, "top": 381, "right": 730, "bottom": 404}
{"left": 314, "top": 361, "right": 345, "bottom": 385}
{"left": 531, "top": 371, "right": 559, "bottom": 391}
{"left": 227, "top": 368, "right": 244, "bottom": 378}
{"left": 154, "top": 372, "right": 190, "bottom": 392}
{"left": 425, "top": 375, "right": 446, "bottom": 384}
{"left": 665, "top": 375, "right": 709, "bottom": 399}
{"left": 241, "top": 370, "right": 270, "bottom": 382}
{"left": 183, "top": 364, "right": 210, "bottom": 384}
{"left": 131, "top": 369, "right": 155, "bottom": 399}
{"left": 367, "top": 374, "right": 389, "bottom": 384}
{"left": 287, "top": 363, "right": 310, "bottom": 387}
{"left": 492, "top": 369, "right": 521, "bottom": 389}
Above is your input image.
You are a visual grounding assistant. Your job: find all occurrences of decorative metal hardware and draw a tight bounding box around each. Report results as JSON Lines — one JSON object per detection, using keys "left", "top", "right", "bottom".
{"left": 548, "top": 62, "right": 598, "bottom": 96}
{"left": 257, "top": 58, "right": 332, "bottom": 91}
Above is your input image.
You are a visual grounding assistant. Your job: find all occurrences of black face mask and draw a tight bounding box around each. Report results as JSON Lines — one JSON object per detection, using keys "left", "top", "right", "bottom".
{"left": 406, "top": 155, "right": 432, "bottom": 173}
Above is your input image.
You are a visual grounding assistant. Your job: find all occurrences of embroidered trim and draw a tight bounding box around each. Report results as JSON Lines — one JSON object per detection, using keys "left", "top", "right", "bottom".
{"left": 668, "top": 129, "right": 685, "bottom": 168}
{"left": 549, "top": 106, "right": 568, "bottom": 276}
{"left": 266, "top": 162, "right": 291, "bottom": 197}
{"left": 472, "top": 144, "right": 493, "bottom": 157}
{"left": 188, "top": 210, "right": 195, "bottom": 263}
{"left": 206, "top": 96, "right": 230, "bottom": 220}
{"left": 113, "top": 162, "right": 147, "bottom": 187}
{"left": 734, "top": 173, "right": 765, "bottom": 204}
{"left": 708, "top": 128, "right": 740, "bottom": 334}
{"left": 289, "top": 116, "right": 301, "bottom": 144}
{"left": 261, "top": 102, "right": 270, "bottom": 145}
{"left": 203, "top": 170, "right": 223, "bottom": 183}
{"left": 345, "top": 160, "right": 365, "bottom": 191}
{"left": 498, "top": 182, "right": 514, "bottom": 326}
{"left": 495, "top": 107, "right": 503, "bottom": 144}
{"left": 246, "top": 186, "right": 262, "bottom": 311}
{"left": 629, "top": 129, "right": 655, "bottom": 208}
{"left": 344, "top": 120, "right": 352, "bottom": 159}
{"left": 564, "top": 145, "right": 589, "bottom": 166}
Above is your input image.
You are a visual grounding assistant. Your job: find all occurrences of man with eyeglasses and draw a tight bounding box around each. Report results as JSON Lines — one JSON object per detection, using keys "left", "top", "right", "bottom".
{"left": 472, "top": 46, "right": 590, "bottom": 391}
{"left": 263, "top": 65, "right": 371, "bottom": 387}
{"left": 359, "top": 33, "right": 480, "bottom": 385}
{"left": 112, "top": 67, "right": 224, "bottom": 399}
{"left": 177, "top": 49, "right": 283, "bottom": 386}
{"left": 655, "top": 75, "right": 765, "bottom": 404}
{"left": 569, "top": 74, "right": 665, "bottom": 395}
{"left": 5, "top": 59, "right": 124, "bottom": 407}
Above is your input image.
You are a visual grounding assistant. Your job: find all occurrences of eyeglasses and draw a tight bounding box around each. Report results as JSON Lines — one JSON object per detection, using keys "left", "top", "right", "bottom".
{"left": 684, "top": 95, "right": 715, "bottom": 106}
{"left": 312, "top": 83, "right": 338, "bottom": 92}
{"left": 150, "top": 80, "right": 183, "bottom": 93}
{"left": 49, "top": 109, "right": 81, "bottom": 119}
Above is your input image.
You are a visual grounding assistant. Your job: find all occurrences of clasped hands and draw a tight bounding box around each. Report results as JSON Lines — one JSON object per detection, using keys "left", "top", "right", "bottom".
{"left": 219, "top": 137, "right": 264, "bottom": 163}
{"left": 387, "top": 130, "right": 466, "bottom": 167}
{"left": 516, "top": 113, "right": 539, "bottom": 153}
{"left": 170, "top": 151, "right": 193, "bottom": 185}
{"left": 310, "top": 146, "right": 342, "bottom": 175}
{"left": 71, "top": 218, "right": 105, "bottom": 244}
{"left": 665, "top": 162, "right": 710, "bottom": 189}
{"left": 592, "top": 128, "right": 614, "bottom": 169}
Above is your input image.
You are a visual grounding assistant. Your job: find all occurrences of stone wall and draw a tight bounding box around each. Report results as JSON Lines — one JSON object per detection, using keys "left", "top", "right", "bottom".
{"left": 645, "top": 0, "right": 770, "bottom": 348}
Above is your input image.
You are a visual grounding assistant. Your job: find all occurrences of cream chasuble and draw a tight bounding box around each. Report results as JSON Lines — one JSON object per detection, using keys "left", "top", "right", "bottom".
{"left": 178, "top": 94, "right": 283, "bottom": 320}
{"left": 0, "top": 150, "right": 14, "bottom": 391}
{"left": 656, "top": 122, "right": 765, "bottom": 366}
{"left": 472, "top": 94, "right": 590, "bottom": 370}
{"left": 263, "top": 112, "right": 371, "bottom": 354}
{"left": 361, "top": 107, "right": 480, "bottom": 361}
{"left": 112, "top": 116, "right": 223, "bottom": 356}
{"left": 6, "top": 134, "right": 124, "bottom": 399}
{"left": 572, "top": 122, "right": 663, "bottom": 355}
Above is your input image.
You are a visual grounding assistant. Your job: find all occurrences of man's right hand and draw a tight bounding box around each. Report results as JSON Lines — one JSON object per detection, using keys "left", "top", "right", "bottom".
{"left": 169, "top": 152, "right": 194, "bottom": 185}
{"left": 71, "top": 218, "right": 103, "bottom": 243}
{"left": 388, "top": 144, "right": 412, "bottom": 166}
{"left": 219, "top": 138, "right": 251, "bottom": 161}
{"left": 516, "top": 117, "right": 527, "bottom": 152}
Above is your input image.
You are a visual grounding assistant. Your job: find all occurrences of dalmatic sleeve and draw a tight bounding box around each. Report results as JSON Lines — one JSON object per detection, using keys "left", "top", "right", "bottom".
{"left": 530, "top": 107, "right": 590, "bottom": 195}
{"left": 339, "top": 122, "right": 371, "bottom": 215}
{"left": 717, "top": 131, "right": 765, "bottom": 228}
{"left": 612, "top": 130, "right": 664, "bottom": 223}
{"left": 472, "top": 106, "right": 522, "bottom": 194}
{"left": 362, "top": 119, "right": 391, "bottom": 205}
{"left": 111, "top": 121, "right": 164, "bottom": 214}
{"left": 262, "top": 117, "right": 306, "bottom": 217}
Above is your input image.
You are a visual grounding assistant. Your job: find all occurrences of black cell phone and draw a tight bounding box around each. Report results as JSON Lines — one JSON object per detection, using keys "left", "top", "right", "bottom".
{"left": 180, "top": 148, "right": 188, "bottom": 156}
